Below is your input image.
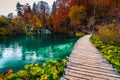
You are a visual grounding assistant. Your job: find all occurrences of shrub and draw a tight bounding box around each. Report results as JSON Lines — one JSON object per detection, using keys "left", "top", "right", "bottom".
{"left": 98, "top": 23, "right": 120, "bottom": 45}
{"left": 0, "top": 59, "right": 67, "bottom": 80}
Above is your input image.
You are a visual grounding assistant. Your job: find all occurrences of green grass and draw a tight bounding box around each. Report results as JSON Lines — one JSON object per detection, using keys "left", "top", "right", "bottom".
{"left": 75, "top": 32, "right": 86, "bottom": 37}
{"left": 91, "top": 35, "right": 120, "bottom": 72}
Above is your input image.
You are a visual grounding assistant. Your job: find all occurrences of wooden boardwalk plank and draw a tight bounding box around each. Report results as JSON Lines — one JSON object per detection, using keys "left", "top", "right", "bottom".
{"left": 66, "top": 69, "right": 120, "bottom": 80}
{"left": 63, "top": 35, "right": 120, "bottom": 80}
{"left": 67, "top": 66, "right": 120, "bottom": 78}
{"left": 64, "top": 74, "right": 88, "bottom": 80}
{"left": 69, "top": 59, "right": 113, "bottom": 69}
{"left": 65, "top": 69, "right": 107, "bottom": 80}
{"left": 68, "top": 63, "right": 117, "bottom": 74}
{"left": 68, "top": 61, "right": 115, "bottom": 71}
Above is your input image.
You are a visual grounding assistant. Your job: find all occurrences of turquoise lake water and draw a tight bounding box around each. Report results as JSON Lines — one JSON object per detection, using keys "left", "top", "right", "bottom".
{"left": 0, "top": 34, "right": 79, "bottom": 73}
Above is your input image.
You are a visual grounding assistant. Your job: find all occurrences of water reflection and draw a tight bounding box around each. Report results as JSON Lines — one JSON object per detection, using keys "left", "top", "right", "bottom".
{"left": 0, "top": 34, "right": 78, "bottom": 73}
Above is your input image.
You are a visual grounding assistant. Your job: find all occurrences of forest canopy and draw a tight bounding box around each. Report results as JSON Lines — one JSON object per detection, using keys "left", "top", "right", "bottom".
{"left": 0, "top": 0, "right": 119, "bottom": 35}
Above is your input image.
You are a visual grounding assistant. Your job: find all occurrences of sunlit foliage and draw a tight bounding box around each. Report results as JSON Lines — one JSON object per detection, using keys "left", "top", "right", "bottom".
{"left": 98, "top": 23, "right": 120, "bottom": 45}
{"left": 68, "top": 5, "right": 86, "bottom": 26}
{"left": 0, "top": 59, "right": 67, "bottom": 80}
{"left": 91, "top": 35, "right": 120, "bottom": 72}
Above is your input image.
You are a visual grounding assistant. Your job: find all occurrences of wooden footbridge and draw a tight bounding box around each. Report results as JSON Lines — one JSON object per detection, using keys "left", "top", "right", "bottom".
{"left": 63, "top": 35, "right": 120, "bottom": 80}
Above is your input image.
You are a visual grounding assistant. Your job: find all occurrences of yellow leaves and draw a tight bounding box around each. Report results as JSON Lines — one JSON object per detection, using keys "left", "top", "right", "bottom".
{"left": 91, "top": 35, "right": 120, "bottom": 72}
{"left": 61, "top": 59, "right": 68, "bottom": 66}
{"left": 42, "top": 63, "right": 46, "bottom": 67}
{"left": 11, "top": 18, "right": 22, "bottom": 25}
{"left": 39, "top": 74, "right": 49, "bottom": 80}
{"left": 24, "top": 64, "right": 30, "bottom": 70}
{"left": 107, "top": 50, "right": 112, "bottom": 54}
{"left": 68, "top": 5, "right": 86, "bottom": 26}
{"left": 99, "top": 23, "right": 120, "bottom": 44}
{"left": 5, "top": 74, "right": 14, "bottom": 80}
{"left": 32, "top": 14, "right": 42, "bottom": 27}
{"left": 16, "top": 70, "right": 28, "bottom": 77}
{"left": 0, "top": 16, "right": 8, "bottom": 26}
{"left": 0, "top": 28, "right": 7, "bottom": 35}
{"left": 34, "top": 64, "right": 39, "bottom": 67}
{"left": 4, "top": 59, "right": 68, "bottom": 80}
{"left": 33, "top": 15, "right": 38, "bottom": 19}
{"left": 68, "top": 5, "right": 86, "bottom": 21}
{"left": 35, "top": 21, "right": 42, "bottom": 27}
{"left": 52, "top": 69, "right": 58, "bottom": 79}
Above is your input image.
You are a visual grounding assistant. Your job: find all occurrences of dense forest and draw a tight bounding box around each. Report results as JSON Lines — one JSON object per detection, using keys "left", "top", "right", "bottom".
{"left": 0, "top": 0, "right": 120, "bottom": 35}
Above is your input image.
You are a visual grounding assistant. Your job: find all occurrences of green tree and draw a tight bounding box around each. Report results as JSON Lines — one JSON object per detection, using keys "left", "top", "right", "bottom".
{"left": 32, "top": 2, "right": 37, "bottom": 13}
{"left": 16, "top": 2, "right": 23, "bottom": 17}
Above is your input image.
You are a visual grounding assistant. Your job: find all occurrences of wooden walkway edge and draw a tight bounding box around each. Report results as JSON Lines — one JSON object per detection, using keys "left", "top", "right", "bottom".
{"left": 62, "top": 35, "right": 120, "bottom": 80}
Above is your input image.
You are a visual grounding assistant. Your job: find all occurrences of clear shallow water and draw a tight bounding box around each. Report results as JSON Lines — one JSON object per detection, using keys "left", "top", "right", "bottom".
{"left": 0, "top": 34, "right": 79, "bottom": 73}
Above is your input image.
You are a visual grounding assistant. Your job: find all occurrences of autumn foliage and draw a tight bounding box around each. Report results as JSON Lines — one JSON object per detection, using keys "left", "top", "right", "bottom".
{"left": 68, "top": 5, "right": 86, "bottom": 26}
{"left": 51, "top": 0, "right": 120, "bottom": 33}
{"left": 0, "top": 0, "right": 120, "bottom": 35}
{"left": 99, "top": 23, "right": 120, "bottom": 45}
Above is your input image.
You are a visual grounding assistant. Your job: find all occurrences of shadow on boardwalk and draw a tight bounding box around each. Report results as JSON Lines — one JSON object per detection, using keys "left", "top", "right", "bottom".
{"left": 63, "top": 35, "right": 120, "bottom": 80}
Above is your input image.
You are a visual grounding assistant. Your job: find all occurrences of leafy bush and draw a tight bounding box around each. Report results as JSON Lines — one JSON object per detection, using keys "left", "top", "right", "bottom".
{"left": 98, "top": 23, "right": 120, "bottom": 45}
{"left": 1, "top": 59, "right": 67, "bottom": 80}
{"left": 91, "top": 35, "right": 120, "bottom": 72}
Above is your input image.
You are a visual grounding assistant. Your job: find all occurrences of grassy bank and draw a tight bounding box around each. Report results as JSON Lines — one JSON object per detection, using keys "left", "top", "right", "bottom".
{"left": 0, "top": 59, "right": 67, "bottom": 80}
{"left": 91, "top": 35, "right": 120, "bottom": 72}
